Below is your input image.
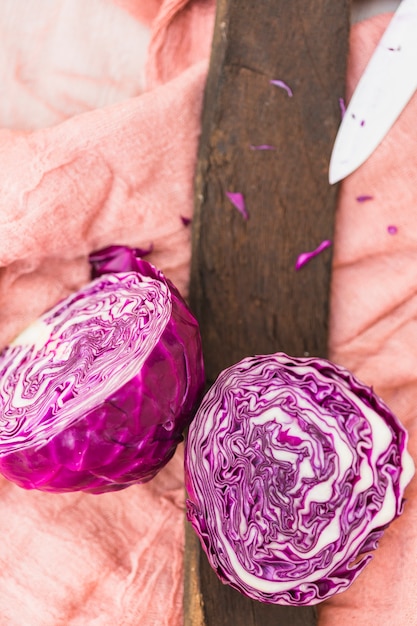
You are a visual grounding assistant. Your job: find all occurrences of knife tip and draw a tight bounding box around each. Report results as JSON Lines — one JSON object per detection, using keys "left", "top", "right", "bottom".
{"left": 328, "top": 155, "right": 356, "bottom": 184}
{"left": 328, "top": 165, "right": 343, "bottom": 185}
{"left": 328, "top": 173, "right": 340, "bottom": 185}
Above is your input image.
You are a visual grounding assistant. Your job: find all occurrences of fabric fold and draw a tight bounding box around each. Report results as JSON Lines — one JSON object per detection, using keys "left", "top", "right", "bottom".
{"left": 0, "top": 52, "right": 211, "bottom": 351}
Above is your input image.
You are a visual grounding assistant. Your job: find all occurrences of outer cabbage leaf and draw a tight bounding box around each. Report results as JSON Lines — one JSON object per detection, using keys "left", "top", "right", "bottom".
{"left": 184, "top": 353, "right": 414, "bottom": 605}
{"left": 0, "top": 246, "right": 205, "bottom": 494}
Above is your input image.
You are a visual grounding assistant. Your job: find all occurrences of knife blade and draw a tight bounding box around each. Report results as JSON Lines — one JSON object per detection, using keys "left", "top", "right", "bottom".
{"left": 329, "top": 0, "right": 417, "bottom": 184}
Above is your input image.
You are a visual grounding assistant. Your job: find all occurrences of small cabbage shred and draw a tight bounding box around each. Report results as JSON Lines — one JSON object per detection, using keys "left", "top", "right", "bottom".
{"left": 184, "top": 353, "right": 414, "bottom": 605}
{"left": 0, "top": 245, "right": 205, "bottom": 494}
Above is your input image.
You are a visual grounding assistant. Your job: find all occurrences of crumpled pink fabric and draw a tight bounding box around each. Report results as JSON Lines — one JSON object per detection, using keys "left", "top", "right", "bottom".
{"left": 319, "top": 13, "right": 417, "bottom": 625}
{"left": 0, "top": 3, "right": 416, "bottom": 625}
{"left": 0, "top": 1, "right": 215, "bottom": 625}
{"left": 0, "top": 0, "right": 215, "bottom": 349}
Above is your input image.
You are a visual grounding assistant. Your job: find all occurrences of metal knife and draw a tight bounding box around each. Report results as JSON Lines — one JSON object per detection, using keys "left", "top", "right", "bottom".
{"left": 329, "top": 0, "right": 417, "bottom": 184}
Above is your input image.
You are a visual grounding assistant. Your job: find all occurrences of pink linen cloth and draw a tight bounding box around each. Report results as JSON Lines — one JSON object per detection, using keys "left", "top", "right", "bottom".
{"left": 0, "top": 3, "right": 416, "bottom": 626}
{"left": 319, "top": 13, "right": 417, "bottom": 626}
{"left": 0, "top": 1, "right": 215, "bottom": 625}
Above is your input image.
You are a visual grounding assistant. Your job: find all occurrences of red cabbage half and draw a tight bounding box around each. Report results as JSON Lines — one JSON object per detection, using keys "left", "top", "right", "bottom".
{"left": 0, "top": 246, "right": 205, "bottom": 494}
{"left": 184, "top": 353, "right": 414, "bottom": 605}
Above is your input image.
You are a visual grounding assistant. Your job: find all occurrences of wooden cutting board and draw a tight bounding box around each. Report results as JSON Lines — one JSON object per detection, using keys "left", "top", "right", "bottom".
{"left": 186, "top": 1, "right": 350, "bottom": 624}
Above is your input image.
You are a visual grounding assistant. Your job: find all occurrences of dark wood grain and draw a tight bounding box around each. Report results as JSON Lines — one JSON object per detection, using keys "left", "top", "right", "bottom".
{"left": 185, "top": 0, "right": 350, "bottom": 624}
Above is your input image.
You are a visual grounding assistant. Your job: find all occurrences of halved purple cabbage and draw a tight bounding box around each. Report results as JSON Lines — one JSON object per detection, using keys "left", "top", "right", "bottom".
{"left": 0, "top": 246, "right": 205, "bottom": 494}
{"left": 184, "top": 353, "right": 414, "bottom": 605}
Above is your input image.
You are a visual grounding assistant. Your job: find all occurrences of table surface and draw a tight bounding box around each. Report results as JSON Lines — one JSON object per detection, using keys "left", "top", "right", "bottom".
{"left": 187, "top": 1, "right": 350, "bottom": 624}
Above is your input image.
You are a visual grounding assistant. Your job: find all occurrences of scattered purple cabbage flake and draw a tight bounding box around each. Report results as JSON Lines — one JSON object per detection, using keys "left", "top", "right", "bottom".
{"left": 295, "top": 239, "right": 332, "bottom": 270}
{"left": 356, "top": 194, "right": 374, "bottom": 203}
{"left": 181, "top": 215, "right": 192, "bottom": 226}
{"left": 270, "top": 79, "right": 293, "bottom": 97}
{"left": 338, "top": 97, "right": 346, "bottom": 118}
{"left": 226, "top": 192, "right": 249, "bottom": 220}
{"left": 387, "top": 225, "right": 398, "bottom": 235}
{"left": 351, "top": 113, "right": 365, "bottom": 126}
{"left": 250, "top": 144, "right": 276, "bottom": 151}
